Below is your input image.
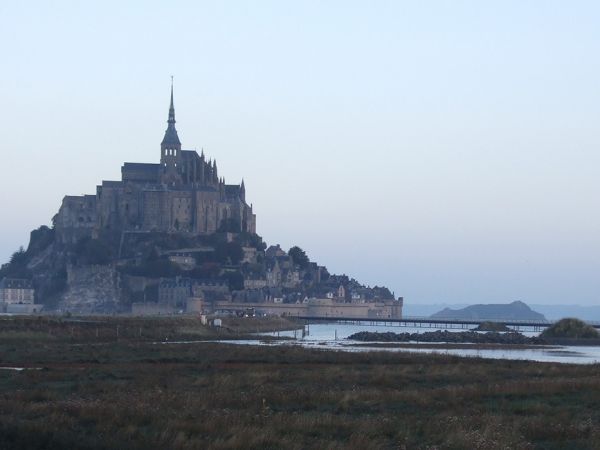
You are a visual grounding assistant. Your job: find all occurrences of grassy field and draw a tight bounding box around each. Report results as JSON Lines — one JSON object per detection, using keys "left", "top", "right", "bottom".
{"left": 0, "top": 315, "right": 301, "bottom": 343}
{"left": 1, "top": 316, "right": 600, "bottom": 449}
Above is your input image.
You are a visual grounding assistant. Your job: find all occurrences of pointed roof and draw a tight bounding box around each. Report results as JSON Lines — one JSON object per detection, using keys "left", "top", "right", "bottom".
{"left": 161, "top": 77, "right": 181, "bottom": 147}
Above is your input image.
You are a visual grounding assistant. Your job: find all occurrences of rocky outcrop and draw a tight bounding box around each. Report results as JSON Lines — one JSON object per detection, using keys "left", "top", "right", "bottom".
{"left": 348, "top": 330, "right": 545, "bottom": 345}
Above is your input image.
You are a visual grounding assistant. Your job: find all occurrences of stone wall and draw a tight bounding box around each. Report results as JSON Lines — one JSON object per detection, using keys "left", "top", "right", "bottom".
{"left": 3, "top": 303, "right": 43, "bottom": 314}
{"left": 55, "top": 195, "right": 97, "bottom": 244}
{"left": 212, "top": 298, "right": 403, "bottom": 319}
{"left": 60, "top": 264, "right": 120, "bottom": 313}
{"left": 131, "top": 302, "right": 176, "bottom": 316}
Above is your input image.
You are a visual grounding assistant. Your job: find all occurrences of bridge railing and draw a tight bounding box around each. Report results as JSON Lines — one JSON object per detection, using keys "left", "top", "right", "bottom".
{"left": 296, "top": 315, "right": 600, "bottom": 329}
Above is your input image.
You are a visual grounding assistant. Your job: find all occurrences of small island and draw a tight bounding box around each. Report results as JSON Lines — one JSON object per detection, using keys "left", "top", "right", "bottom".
{"left": 347, "top": 329, "right": 545, "bottom": 346}
{"left": 430, "top": 300, "right": 546, "bottom": 321}
{"left": 348, "top": 318, "right": 600, "bottom": 347}
{"left": 540, "top": 318, "right": 600, "bottom": 345}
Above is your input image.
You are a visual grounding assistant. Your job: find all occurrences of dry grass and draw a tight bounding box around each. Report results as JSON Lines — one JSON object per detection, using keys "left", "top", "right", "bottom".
{"left": 0, "top": 314, "right": 300, "bottom": 344}
{"left": 1, "top": 317, "right": 600, "bottom": 449}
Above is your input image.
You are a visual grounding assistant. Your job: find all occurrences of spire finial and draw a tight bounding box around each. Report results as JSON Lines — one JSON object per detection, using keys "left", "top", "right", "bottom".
{"left": 168, "top": 76, "right": 175, "bottom": 123}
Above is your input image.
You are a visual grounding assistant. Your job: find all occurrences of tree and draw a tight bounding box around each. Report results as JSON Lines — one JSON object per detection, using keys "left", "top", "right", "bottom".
{"left": 288, "top": 246, "right": 309, "bottom": 269}
{"left": 10, "top": 247, "right": 27, "bottom": 265}
{"left": 190, "top": 262, "right": 221, "bottom": 279}
{"left": 224, "top": 271, "right": 244, "bottom": 291}
{"left": 239, "top": 232, "right": 267, "bottom": 251}
{"left": 214, "top": 241, "right": 243, "bottom": 265}
{"left": 0, "top": 247, "right": 32, "bottom": 280}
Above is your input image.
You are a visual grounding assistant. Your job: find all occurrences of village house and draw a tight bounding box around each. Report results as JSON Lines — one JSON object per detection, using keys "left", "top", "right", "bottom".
{"left": 0, "top": 278, "right": 40, "bottom": 313}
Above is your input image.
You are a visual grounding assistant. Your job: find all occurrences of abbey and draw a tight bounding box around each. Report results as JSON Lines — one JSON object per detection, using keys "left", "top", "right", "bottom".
{"left": 55, "top": 84, "right": 256, "bottom": 243}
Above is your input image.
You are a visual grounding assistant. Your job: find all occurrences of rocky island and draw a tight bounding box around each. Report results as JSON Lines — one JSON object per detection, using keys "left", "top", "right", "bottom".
{"left": 431, "top": 300, "right": 546, "bottom": 321}
{"left": 0, "top": 86, "right": 402, "bottom": 318}
{"left": 348, "top": 329, "right": 545, "bottom": 345}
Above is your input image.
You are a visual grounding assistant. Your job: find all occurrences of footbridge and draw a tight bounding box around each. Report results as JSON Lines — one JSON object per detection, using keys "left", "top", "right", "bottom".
{"left": 295, "top": 316, "right": 600, "bottom": 331}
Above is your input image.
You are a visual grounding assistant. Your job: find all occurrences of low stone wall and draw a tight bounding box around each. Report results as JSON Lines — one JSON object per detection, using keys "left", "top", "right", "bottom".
{"left": 131, "top": 302, "right": 176, "bottom": 316}
{"left": 213, "top": 299, "right": 402, "bottom": 319}
{"left": 2, "top": 303, "right": 43, "bottom": 314}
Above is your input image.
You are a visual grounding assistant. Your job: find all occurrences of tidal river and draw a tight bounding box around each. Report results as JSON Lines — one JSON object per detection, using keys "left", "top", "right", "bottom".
{"left": 248, "top": 322, "right": 600, "bottom": 365}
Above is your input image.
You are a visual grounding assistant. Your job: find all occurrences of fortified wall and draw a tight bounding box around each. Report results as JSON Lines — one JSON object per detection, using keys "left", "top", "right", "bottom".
{"left": 213, "top": 298, "right": 403, "bottom": 319}
{"left": 60, "top": 265, "right": 120, "bottom": 313}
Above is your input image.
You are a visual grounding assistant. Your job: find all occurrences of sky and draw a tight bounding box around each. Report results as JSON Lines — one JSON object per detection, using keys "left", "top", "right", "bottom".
{"left": 1, "top": 1, "right": 599, "bottom": 305}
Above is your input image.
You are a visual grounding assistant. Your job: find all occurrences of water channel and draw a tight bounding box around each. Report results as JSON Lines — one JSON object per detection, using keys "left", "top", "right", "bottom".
{"left": 239, "top": 322, "right": 600, "bottom": 364}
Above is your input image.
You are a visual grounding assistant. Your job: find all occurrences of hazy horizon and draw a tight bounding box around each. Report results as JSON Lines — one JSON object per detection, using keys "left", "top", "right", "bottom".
{"left": 1, "top": 1, "right": 599, "bottom": 305}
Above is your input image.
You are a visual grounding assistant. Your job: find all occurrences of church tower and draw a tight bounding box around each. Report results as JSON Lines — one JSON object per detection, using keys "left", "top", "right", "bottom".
{"left": 160, "top": 78, "right": 183, "bottom": 184}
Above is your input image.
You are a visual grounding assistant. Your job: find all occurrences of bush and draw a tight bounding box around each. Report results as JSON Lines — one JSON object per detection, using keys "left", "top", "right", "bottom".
{"left": 238, "top": 232, "right": 267, "bottom": 251}
{"left": 289, "top": 246, "right": 309, "bottom": 269}
{"left": 224, "top": 270, "right": 244, "bottom": 291}
{"left": 541, "top": 318, "right": 600, "bottom": 339}
{"left": 214, "top": 242, "right": 243, "bottom": 265}
{"left": 189, "top": 263, "right": 221, "bottom": 279}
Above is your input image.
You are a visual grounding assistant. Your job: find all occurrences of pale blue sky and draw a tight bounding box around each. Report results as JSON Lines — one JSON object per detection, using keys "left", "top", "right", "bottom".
{"left": 1, "top": 1, "right": 599, "bottom": 304}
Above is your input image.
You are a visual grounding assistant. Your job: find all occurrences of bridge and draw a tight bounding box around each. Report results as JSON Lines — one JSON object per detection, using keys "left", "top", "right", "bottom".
{"left": 295, "top": 315, "right": 600, "bottom": 331}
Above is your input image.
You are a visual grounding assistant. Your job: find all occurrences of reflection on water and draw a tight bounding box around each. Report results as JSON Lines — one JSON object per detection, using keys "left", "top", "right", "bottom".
{"left": 253, "top": 323, "right": 600, "bottom": 365}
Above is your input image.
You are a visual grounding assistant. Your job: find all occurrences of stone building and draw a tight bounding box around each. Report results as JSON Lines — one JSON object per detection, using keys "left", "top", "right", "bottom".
{"left": 158, "top": 277, "right": 229, "bottom": 308}
{"left": 167, "top": 252, "right": 197, "bottom": 270}
{"left": 55, "top": 82, "right": 256, "bottom": 244}
{"left": 158, "top": 277, "right": 192, "bottom": 309}
{"left": 0, "top": 278, "right": 40, "bottom": 314}
{"left": 0, "top": 278, "right": 35, "bottom": 304}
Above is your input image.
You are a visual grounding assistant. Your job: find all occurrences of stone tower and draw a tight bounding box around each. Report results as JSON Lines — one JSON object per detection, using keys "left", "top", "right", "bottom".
{"left": 160, "top": 79, "right": 183, "bottom": 185}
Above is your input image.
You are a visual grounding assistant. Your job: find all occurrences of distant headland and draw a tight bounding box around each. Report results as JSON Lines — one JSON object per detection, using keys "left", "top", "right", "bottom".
{"left": 430, "top": 300, "right": 546, "bottom": 321}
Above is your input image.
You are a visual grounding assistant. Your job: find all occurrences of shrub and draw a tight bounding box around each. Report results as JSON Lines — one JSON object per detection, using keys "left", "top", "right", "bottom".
{"left": 289, "top": 246, "right": 309, "bottom": 269}
{"left": 541, "top": 318, "right": 600, "bottom": 339}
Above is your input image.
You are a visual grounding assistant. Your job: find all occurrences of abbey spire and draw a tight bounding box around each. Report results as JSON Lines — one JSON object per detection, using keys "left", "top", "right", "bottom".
{"left": 161, "top": 77, "right": 181, "bottom": 149}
